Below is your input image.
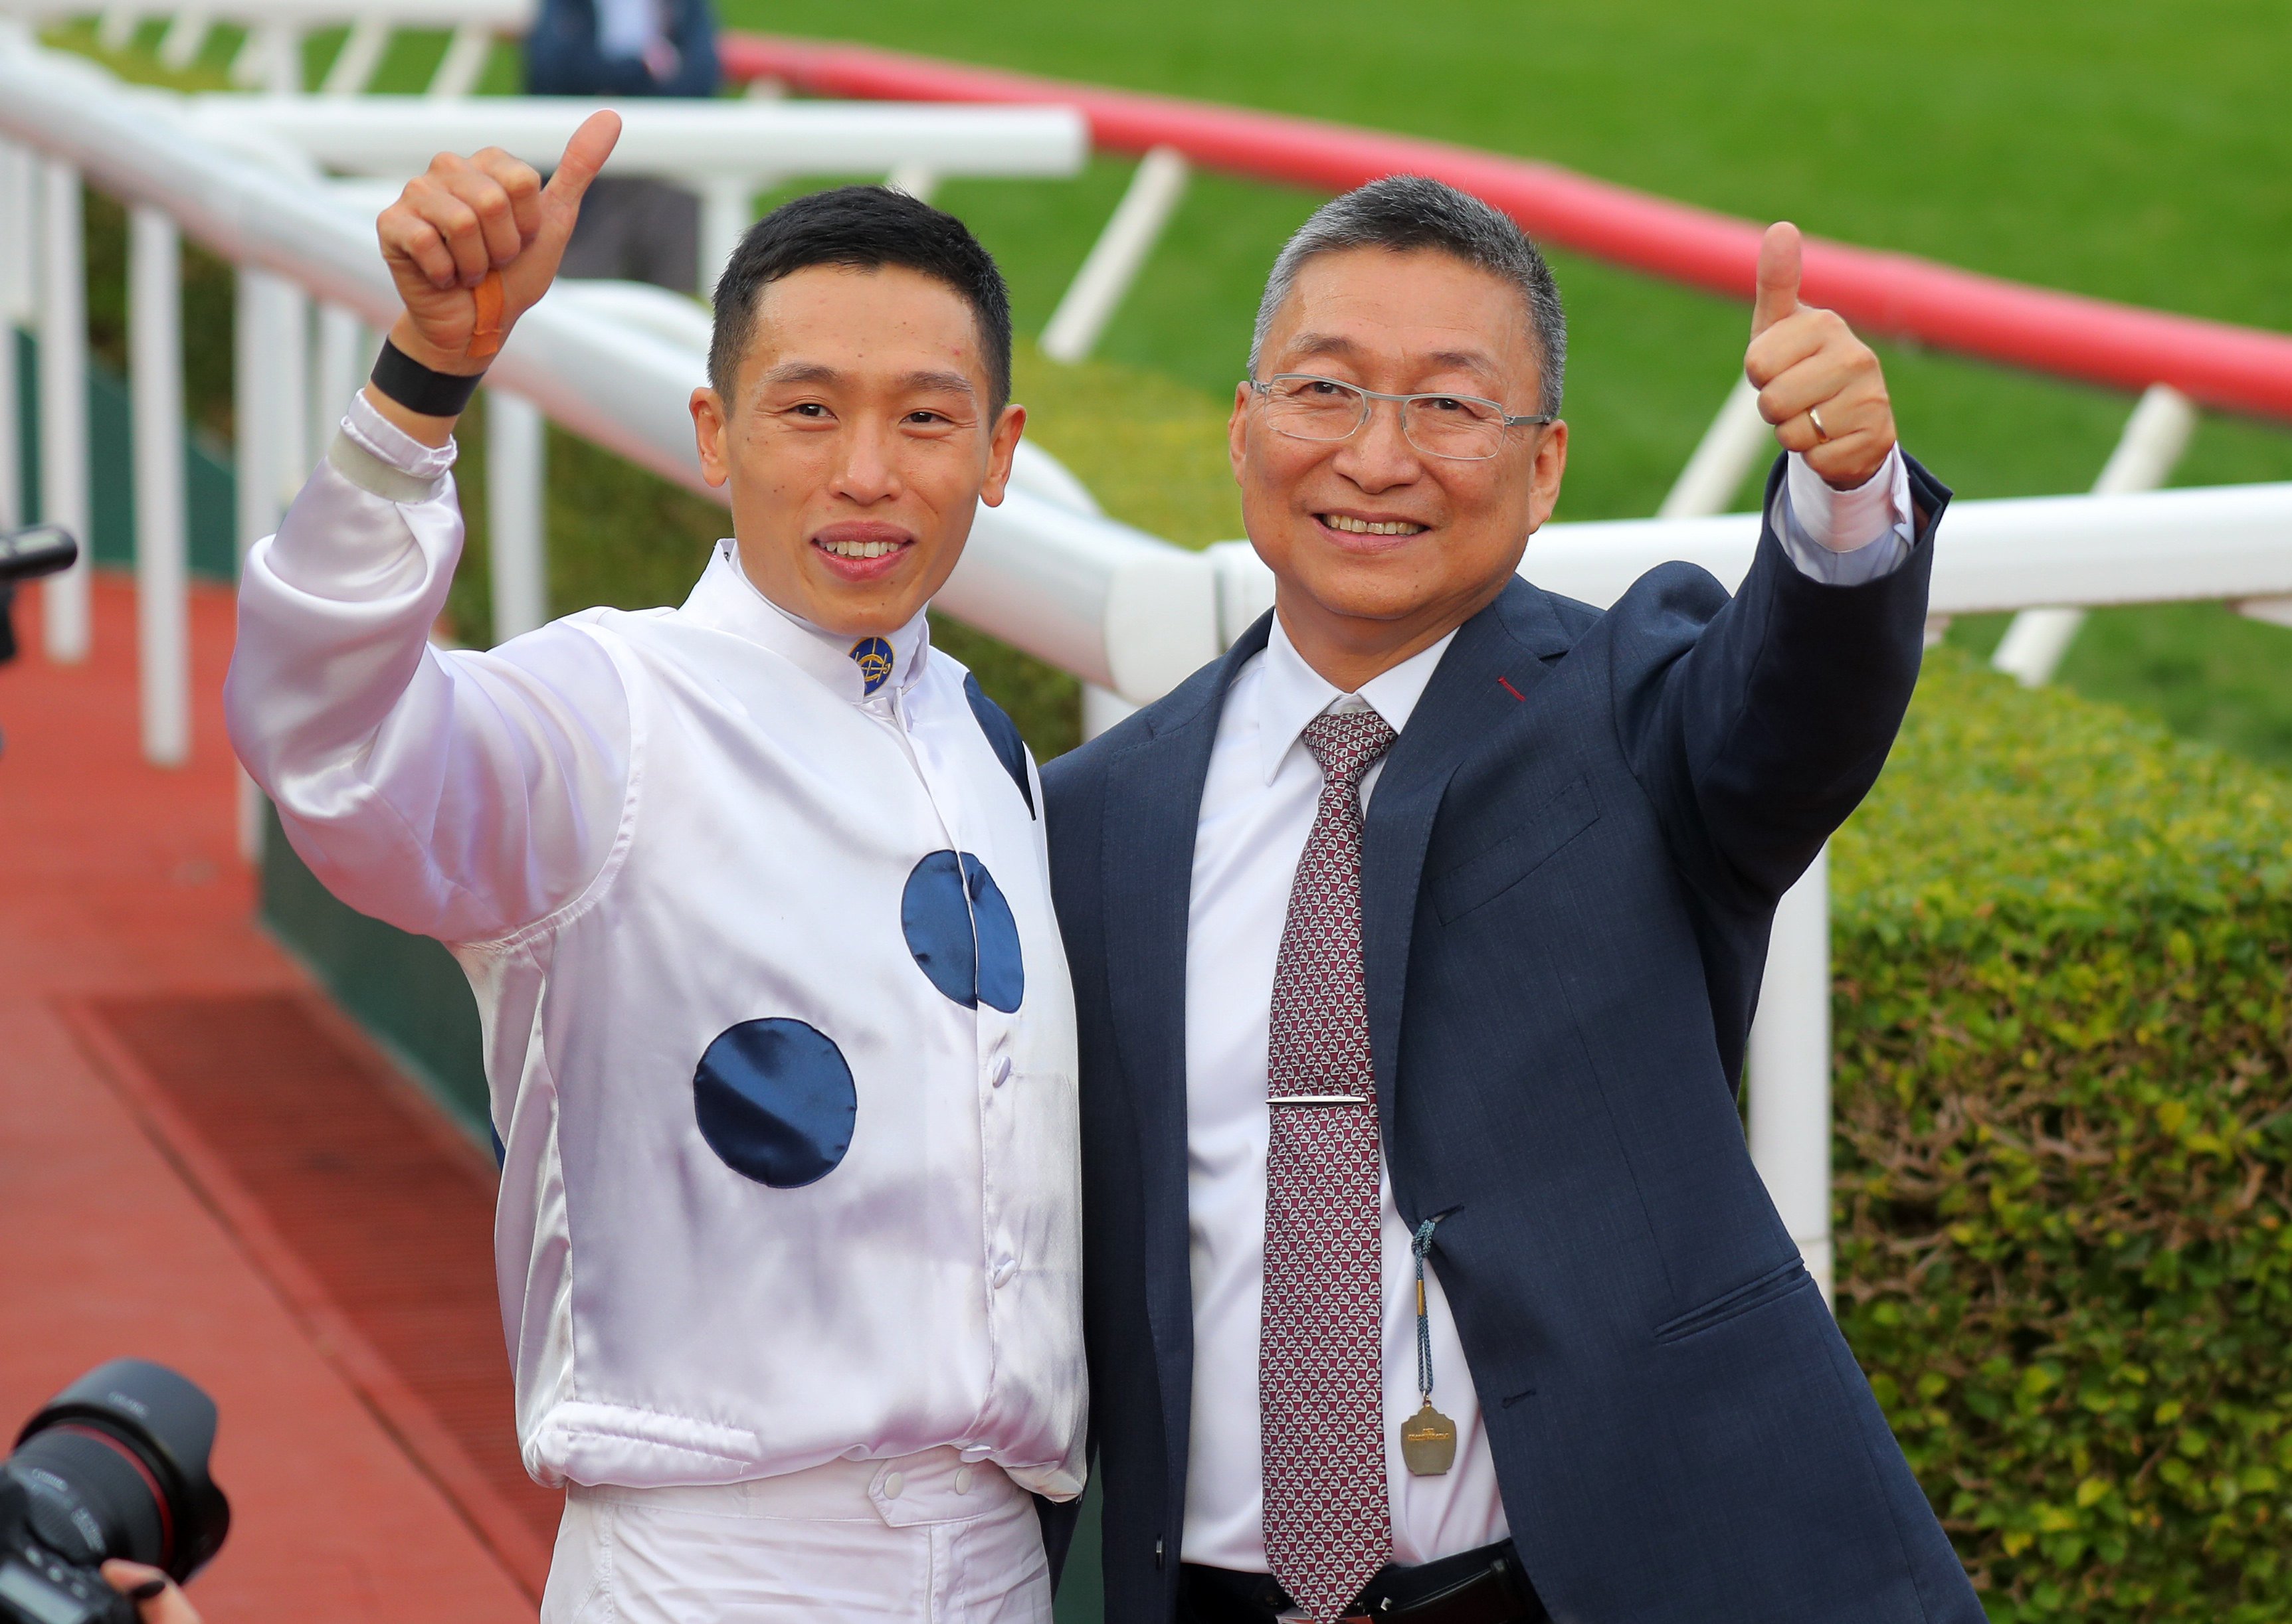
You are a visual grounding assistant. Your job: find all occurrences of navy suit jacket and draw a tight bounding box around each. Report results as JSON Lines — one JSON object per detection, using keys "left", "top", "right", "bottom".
{"left": 1040, "top": 456, "right": 1984, "bottom": 1624}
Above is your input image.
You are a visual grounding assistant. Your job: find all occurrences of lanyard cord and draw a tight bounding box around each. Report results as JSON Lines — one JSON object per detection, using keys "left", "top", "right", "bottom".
{"left": 1412, "top": 1217, "right": 1440, "bottom": 1401}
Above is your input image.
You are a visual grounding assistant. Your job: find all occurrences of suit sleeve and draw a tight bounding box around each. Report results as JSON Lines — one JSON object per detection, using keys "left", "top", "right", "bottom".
{"left": 1609, "top": 450, "right": 1949, "bottom": 909}
{"left": 224, "top": 397, "right": 634, "bottom": 945}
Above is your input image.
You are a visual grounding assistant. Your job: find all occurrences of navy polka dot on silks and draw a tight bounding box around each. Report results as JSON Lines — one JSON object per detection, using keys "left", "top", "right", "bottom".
{"left": 901, "top": 850, "right": 1024, "bottom": 1014}
{"left": 692, "top": 1018, "right": 857, "bottom": 1187}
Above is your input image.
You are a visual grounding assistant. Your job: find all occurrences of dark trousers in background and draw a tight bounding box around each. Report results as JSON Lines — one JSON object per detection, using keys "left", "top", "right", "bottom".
{"left": 559, "top": 176, "right": 702, "bottom": 295}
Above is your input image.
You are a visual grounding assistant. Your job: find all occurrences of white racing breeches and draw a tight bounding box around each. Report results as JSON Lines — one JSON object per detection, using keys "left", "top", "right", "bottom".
{"left": 540, "top": 1447, "right": 1054, "bottom": 1624}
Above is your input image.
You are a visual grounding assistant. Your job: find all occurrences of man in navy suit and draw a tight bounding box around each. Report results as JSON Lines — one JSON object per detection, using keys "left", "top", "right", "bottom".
{"left": 1042, "top": 178, "right": 1983, "bottom": 1624}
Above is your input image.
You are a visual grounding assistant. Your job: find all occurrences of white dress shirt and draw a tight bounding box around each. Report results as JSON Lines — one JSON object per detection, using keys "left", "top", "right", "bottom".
{"left": 227, "top": 394, "right": 1086, "bottom": 1499}
{"left": 1180, "top": 449, "right": 1915, "bottom": 1572}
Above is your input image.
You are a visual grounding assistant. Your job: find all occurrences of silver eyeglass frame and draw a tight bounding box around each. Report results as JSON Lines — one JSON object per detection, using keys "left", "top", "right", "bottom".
{"left": 1245, "top": 373, "right": 1555, "bottom": 461}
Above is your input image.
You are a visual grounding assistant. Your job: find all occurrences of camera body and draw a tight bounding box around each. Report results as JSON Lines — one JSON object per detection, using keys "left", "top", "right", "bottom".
{"left": 0, "top": 1362, "right": 229, "bottom": 1624}
{"left": 0, "top": 1490, "right": 132, "bottom": 1624}
{"left": 0, "top": 525, "right": 79, "bottom": 671}
{"left": 0, "top": 528, "right": 78, "bottom": 588}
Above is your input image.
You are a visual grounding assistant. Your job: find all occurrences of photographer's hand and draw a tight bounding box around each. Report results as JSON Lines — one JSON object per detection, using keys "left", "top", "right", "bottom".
{"left": 102, "top": 1562, "right": 202, "bottom": 1624}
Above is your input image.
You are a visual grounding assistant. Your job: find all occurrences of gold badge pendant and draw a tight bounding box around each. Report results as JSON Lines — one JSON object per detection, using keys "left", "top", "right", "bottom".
{"left": 1403, "top": 1218, "right": 1458, "bottom": 1475}
{"left": 1401, "top": 1400, "right": 1458, "bottom": 1477}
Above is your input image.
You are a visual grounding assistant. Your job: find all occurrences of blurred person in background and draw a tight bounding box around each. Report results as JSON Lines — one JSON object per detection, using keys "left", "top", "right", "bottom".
{"left": 1044, "top": 177, "right": 1982, "bottom": 1624}
{"left": 524, "top": 0, "right": 719, "bottom": 292}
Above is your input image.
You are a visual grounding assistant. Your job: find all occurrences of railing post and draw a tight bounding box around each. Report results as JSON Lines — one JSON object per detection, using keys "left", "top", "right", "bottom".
{"left": 270, "top": 286, "right": 309, "bottom": 518}
{"left": 1658, "top": 377, "right": 1770, "bottom": 519}
{"left": 231, "top": 21, "right": 304, "bottom": 94}
{"left": 0, "top": 139, "right": 29, "bottom": 534}
{"left": 486, "top": 388, "right": 547, "bottom": 644}
{"left": 1991, "top": 383, "right": 2198, "bottom": 687}
{"left": 1041, "top": 145, "right": 1190, "bottom": 365}
{"left": 427, "top": 23, "right": 493, "bottom": 98}
{"left": 37, "top": 158, "right": 89, "bottom": 663}
{"left": 130, "top": 205, "right": 188, "bottom": 767}
{"left": 697, "top": 175, "right": 756, "bottom": 302}
{"left": 320, "top": 16, "right": 392, "bottom": 96}
{"left": 237, "top": 270, "right": 307, "bottom": 542}
{"left": 312, "top": 303, "right": 367, "bottom": 464}
{"left": 1747, "top": 844, "right": 1833, "bottom": 1305}
{"left": 884, "top": 165, "right": 938, "bottom": 203}
{"left": 157, "top": 7, "right": 213, "bottom": 71}
{"left": 235, "top": 266, "right": 302, "bottom": 857}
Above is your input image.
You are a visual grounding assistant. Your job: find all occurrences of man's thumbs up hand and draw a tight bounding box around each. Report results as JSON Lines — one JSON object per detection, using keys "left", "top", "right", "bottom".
{"left": 1750, "top": 219, "right": 1804, "bottom": 340}
{"left": 1743, "top": 221, "right": 1896, "bottom": 490}
{"left": 377, "top": 110, "right": 622, "bottom": 379}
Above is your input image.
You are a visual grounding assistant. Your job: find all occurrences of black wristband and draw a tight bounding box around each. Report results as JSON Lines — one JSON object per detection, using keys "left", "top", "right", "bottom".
{"left": 369, "top": 339, "right": 486, "bottom": 418}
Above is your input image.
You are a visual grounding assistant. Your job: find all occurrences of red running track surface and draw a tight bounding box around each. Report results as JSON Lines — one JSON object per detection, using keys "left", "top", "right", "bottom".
{"left": 721, "top": 33, "right": 2292, "bottom": 423}
{"left": 0, "top": 573, "right": 552, "bottom": 1620}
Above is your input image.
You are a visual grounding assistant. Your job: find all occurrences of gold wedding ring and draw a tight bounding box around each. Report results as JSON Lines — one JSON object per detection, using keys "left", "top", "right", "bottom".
{"left": 1808, "top": 404, "right": 1832, "bottom": 442}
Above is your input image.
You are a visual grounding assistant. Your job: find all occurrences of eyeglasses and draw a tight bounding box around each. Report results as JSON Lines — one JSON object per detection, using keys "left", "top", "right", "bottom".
{"left": 1246, "top": 373, "right": 1554, "bottom": 462}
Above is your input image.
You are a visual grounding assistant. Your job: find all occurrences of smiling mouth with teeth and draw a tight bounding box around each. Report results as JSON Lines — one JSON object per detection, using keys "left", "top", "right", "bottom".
{"left": 818, "top": 537, "right": 909, "bottom": 559}
{"left": 1320, "top": 514, "right": 1428, "bottom": 536}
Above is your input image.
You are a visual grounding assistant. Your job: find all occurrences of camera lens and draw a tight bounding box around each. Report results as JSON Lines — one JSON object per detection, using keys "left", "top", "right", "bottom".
{"left": 6, "top": 1429, "right": 167, "bottom": 1568}
{"left": 5, "top": 1362, "right": 229, "bottom": 1582}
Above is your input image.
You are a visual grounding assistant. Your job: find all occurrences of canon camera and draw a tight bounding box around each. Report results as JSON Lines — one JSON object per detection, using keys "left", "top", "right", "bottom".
{"left": 0, "top": 1361, "right": 229, "bottom": 1624}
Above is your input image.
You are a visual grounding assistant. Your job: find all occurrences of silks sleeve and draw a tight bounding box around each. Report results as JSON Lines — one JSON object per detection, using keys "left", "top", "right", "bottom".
{"left": 226, "top": 391, "right": 634, "bottom": 945}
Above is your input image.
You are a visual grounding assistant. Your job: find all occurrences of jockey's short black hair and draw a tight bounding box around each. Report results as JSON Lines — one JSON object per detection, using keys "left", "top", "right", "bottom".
{"left": 708, "top": 185, "right": 1012, "bottom": 414}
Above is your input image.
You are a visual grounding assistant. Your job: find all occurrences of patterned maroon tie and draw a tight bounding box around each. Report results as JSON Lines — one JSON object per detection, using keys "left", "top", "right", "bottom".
{"left": 1261, "top": 707, "right": 1398, "bottom": 1623}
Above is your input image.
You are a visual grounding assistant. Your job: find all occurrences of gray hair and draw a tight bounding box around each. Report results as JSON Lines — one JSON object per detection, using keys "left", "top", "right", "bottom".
{"left": 1249, "top": 175, "right": 1567, "bottom": 416}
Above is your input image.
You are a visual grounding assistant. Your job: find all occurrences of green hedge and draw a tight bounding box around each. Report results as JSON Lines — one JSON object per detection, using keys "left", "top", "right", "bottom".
{"left": 1831, "top": 649, "right": 2292, "bottom": 1621}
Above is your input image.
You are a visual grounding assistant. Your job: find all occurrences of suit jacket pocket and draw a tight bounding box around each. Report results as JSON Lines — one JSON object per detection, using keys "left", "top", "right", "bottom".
{"left": 1652, "top": 1256, "right": 1814, "bottom": 1344}
{"left": 1430, "top": 777, "right": 1599, "bottom": 923}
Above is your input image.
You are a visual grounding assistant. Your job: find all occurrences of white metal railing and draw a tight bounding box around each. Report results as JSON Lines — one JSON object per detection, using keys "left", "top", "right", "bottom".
{"left": 1990, "top": 384, "right": 2201, "bottom": 685}
{"left": 0, "top": 31, "right": 1124, "bottom": 742}
{"left": 0, "top": 142, "right": 22, "bottom": 548}
{"left": 7, "top": 27, "right": 2292, "bottom": 1306}
{"left": 3, "top": 0, "right": 533, "bottom": 94}
{"left": 193, "top": 95, "right": 1091, "bottom": 297}
{"left": 1041, "top": 143, "right": 1189, "bottom": 365}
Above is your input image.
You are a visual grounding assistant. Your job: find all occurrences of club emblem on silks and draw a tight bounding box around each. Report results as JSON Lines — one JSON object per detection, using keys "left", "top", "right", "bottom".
{"left": 849, "top": 636, "right": 895, "bottom": 695}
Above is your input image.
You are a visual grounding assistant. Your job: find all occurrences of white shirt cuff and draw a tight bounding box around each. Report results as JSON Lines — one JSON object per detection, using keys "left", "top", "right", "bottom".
{"left": 264, "top": 392, "right": 456, "bottom": 602}
{"left": 1772, "top": 446, "right": 1914, "bottom": 586}
{"left": 343, "top": 388, "right": 458, "bottom": 483}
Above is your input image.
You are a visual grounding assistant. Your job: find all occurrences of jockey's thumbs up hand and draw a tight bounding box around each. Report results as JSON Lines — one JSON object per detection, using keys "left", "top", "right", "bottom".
{"left": 376, "top": 110, "right": 622, "bottom": 378}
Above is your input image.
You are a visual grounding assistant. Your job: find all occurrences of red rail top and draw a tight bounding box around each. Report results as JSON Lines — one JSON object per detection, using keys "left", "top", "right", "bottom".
{"left": 721, "top": 31, "right": 2292, "bottom": 424}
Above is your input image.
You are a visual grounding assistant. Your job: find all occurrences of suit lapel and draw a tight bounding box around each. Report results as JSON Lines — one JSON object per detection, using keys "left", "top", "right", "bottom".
{"left": 1362, "top": 581, "right": 1573, "bottom": 1214}
{"left": 1099, "top": 734, "right": 1204, "bottom": 1253}
{"left": 1098, "top": 615, "right": 1272, "bottom": 1490}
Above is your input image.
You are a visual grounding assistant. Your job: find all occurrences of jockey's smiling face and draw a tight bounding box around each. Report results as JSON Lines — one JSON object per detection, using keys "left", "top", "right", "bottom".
{"left": 690, "top": 263, "right": 1026, "bottom": 640}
